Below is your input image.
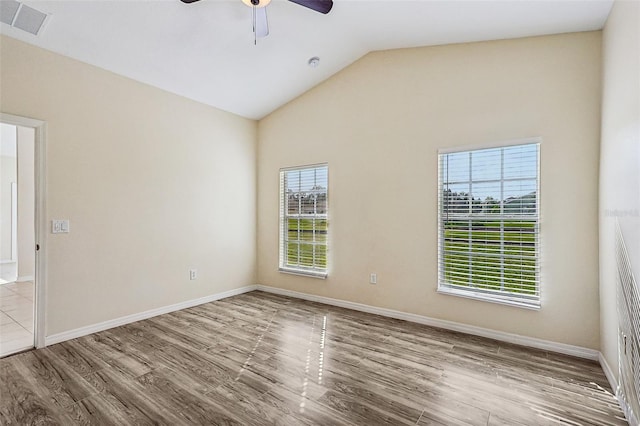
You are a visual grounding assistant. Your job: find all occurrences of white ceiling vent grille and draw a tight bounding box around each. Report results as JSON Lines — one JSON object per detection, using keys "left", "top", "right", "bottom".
{"left": 0, "top": 1, "right": 48, "bottom": 36}
{"left": 0, "top": 1, "right": 21, "bottom": 25}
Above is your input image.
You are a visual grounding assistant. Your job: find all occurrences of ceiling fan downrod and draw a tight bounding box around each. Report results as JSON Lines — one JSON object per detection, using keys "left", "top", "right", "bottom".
{"left": 252, "top": 4, "right": 256, "bottom": 45}
{"left": 180, "top": 0, "right": 332, "bottom": 44}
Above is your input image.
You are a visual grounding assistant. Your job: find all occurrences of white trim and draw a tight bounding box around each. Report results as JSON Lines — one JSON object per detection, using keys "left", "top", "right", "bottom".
{"left": 16, "top": 275, "right": 34, "bottom": 282}
{"left": 438, "top": 136, "right": 542, "bottom": 154}
{"left": 45, "top": 285, "right": 257, "bottom": 346}
{"left": 279, "top": 268, "right": 327, "bottom": 279}
{"left": 437, "top": 287, "right": 540, "bottom": 310}
{"left": 279, "top": 164, "right": 329, "bottom": 275}
{"left": 599, "top": 352, "right": 619, "bottom": 393}
{"left": 280, "top": 162, "right": 329, "bottom": 172}
{"left": 0, "top": 113, "right": 45, "bottom": 129}
{"left": 34, "top": 119, "right": 47, "bottom": 349}
{"left": 256, "top": 285, "right": 599, "bottom": 360}
{"left": 10, "top": 182, "right": 17, "bottom": 261}
{"left": 0, "top": 113, "right": 46, "bottom": 350}
{"left": 437, "top": 141, "right": 541, "bottom": 310}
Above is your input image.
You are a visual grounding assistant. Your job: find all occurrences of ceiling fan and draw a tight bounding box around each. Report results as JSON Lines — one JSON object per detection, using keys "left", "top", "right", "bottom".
{"left": 180, "top": 0, "right": 333, "bottom": 44}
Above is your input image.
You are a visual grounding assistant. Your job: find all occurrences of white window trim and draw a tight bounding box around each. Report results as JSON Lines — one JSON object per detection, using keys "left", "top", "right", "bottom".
{"left": 279, "top": 163, "right": 329, "bottom": 279}
{"left": 437, "top": 137, "right": 541, "bottom": 309}
{"left": 278, "top": 268, "right": 327, "bottom": 280}
{"left": 437, "top": 286, "right": 540, "bottom": 310}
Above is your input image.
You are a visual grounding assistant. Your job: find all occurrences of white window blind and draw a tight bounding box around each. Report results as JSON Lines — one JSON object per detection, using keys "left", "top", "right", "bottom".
{"left": 438, "top": 141, "right": 540, "bottom": 308}
{"left": 279, "top": 164, "right": 328, "bottom": 278}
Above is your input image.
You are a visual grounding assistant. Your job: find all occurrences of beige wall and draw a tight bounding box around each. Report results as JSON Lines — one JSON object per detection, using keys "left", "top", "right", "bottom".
{"left": 599, "top": 0, "right": 640, "bottom": 377}
{"left": 0, "top": 36, "right": 257, "bottom": 336}
{"left": 258, "top": 32, "right": 603, "bottom": 349}
{"left": 0, "top": 29, "right": 611, "bottom": 350}
{"left": 17, "top": 126, "right": 35, "bottom": 279}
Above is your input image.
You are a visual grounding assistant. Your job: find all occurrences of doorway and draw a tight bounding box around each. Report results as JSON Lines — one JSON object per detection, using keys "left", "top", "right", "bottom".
{"left": 0, "top": 113, "right": 45, "bottom": 357}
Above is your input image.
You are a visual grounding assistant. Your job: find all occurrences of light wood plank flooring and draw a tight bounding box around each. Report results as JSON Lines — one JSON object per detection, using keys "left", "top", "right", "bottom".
{"left": 0, "top": 291, "right": 627, "bottom": 425}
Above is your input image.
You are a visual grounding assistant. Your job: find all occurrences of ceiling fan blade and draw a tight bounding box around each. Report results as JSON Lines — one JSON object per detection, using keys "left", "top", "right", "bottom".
{"left": 180, "top": 0, "right": 201, "bottom": 3}
{"left": 288, "top": 0, "right": 333, "bottom": 14}
{"left": 255, "top": 6, "right": 269, "bottom": 37}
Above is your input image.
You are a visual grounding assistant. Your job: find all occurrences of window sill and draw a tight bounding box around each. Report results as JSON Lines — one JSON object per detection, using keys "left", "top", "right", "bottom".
{"left": 279, "top": 268, "right": 327, "bottom": 280}
{"left": 437, "top": 286, "right": 540, "bottom": 310}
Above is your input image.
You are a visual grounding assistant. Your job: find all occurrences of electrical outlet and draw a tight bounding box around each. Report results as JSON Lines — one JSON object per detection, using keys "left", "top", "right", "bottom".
{"left": 190, "top": 269, "right": 197, "bottom": 280}
{"left": 52, "top": 219, "right": 70, "bottom": 233}
{"left": 370, "top": 273, "right": 377, "bottom": 284}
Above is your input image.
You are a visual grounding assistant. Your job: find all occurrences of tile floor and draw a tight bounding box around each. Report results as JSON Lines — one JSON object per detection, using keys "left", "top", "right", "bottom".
{"left": 0, "top": 281, "right": 34, "bottom": 357}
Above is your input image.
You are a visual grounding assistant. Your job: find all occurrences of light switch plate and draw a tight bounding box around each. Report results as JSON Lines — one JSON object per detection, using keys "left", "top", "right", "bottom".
{"left": 52, "top": 219, "right": 70, "bottom": 233}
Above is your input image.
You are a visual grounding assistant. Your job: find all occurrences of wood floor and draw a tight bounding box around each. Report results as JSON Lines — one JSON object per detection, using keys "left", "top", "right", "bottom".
{"left": 0, "top": 291, "right": 627, "bottom": 425}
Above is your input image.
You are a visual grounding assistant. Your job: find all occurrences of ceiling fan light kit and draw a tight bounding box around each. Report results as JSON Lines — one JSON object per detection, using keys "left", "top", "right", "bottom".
{"left": 181, "top": 0, "right": 333, "bottom": 44}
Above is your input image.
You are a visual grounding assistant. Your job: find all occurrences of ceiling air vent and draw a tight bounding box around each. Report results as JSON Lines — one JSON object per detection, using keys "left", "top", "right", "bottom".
{"left": 0, "top": 1, "right": 21, "bottom": 25}
{"left": 0, "top": 1, "right": 48, "bottom": 36}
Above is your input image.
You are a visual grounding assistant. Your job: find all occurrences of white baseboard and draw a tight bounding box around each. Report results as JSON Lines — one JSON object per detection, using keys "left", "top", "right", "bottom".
{"left": 45, "top": 285, "right": 257, "bottom": 346}
{"left": 16, "top": 275, "right": 34, "bottom": 282}
{"left": 255, "top": 285, "right": 599, "bottom": 361}
{"left": 42, "top": 284, "right": 632, "bottom": 424}
{"left": 599, "top": 352, "right": 619, "bottom": 393}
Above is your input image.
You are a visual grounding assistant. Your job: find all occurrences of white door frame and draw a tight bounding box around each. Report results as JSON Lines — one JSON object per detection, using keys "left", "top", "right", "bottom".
{"left": 1, "top": 112, "right": 47, "bottom": 349}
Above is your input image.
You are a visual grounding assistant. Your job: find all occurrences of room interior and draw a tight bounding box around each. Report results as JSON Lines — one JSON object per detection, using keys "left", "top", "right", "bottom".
{"left": 0, "top": 0, "right": 638, "bottom": 424}
{"left": 0, "top": 122, "right": 35, "bottom": 357}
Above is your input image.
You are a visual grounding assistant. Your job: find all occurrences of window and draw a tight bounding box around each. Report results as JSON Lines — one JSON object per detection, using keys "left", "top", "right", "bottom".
{"left": 279, "top": 164, "right": 328, "bottom": 278}
{"left": 438, "top": 141, "right": 540, "bottom": 308}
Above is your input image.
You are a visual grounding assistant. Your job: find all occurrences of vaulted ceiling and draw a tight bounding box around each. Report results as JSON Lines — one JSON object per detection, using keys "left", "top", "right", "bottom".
{"left": 1, "top": 0, "right": 613, "bottom": 119}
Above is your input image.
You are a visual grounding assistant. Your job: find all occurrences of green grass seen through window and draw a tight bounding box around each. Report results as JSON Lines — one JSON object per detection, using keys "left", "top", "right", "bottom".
{"left": 442, "top": 220, "right": 537, "bottom": 295}
{"left": 285, "top": 218, "right": 327, "bottom": 269}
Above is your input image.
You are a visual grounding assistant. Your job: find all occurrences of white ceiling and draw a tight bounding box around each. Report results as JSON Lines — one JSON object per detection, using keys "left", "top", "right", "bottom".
{"left": 1, "top": 0, "right": 613, "bottom": 120}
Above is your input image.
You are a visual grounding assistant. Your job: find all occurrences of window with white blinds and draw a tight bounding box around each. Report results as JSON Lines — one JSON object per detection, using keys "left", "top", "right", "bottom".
{"left": 438, "top": 141, "right": 540, "bottom": 308}
{"left": 279, "top": 164, "right": 328, "bottom": 278}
